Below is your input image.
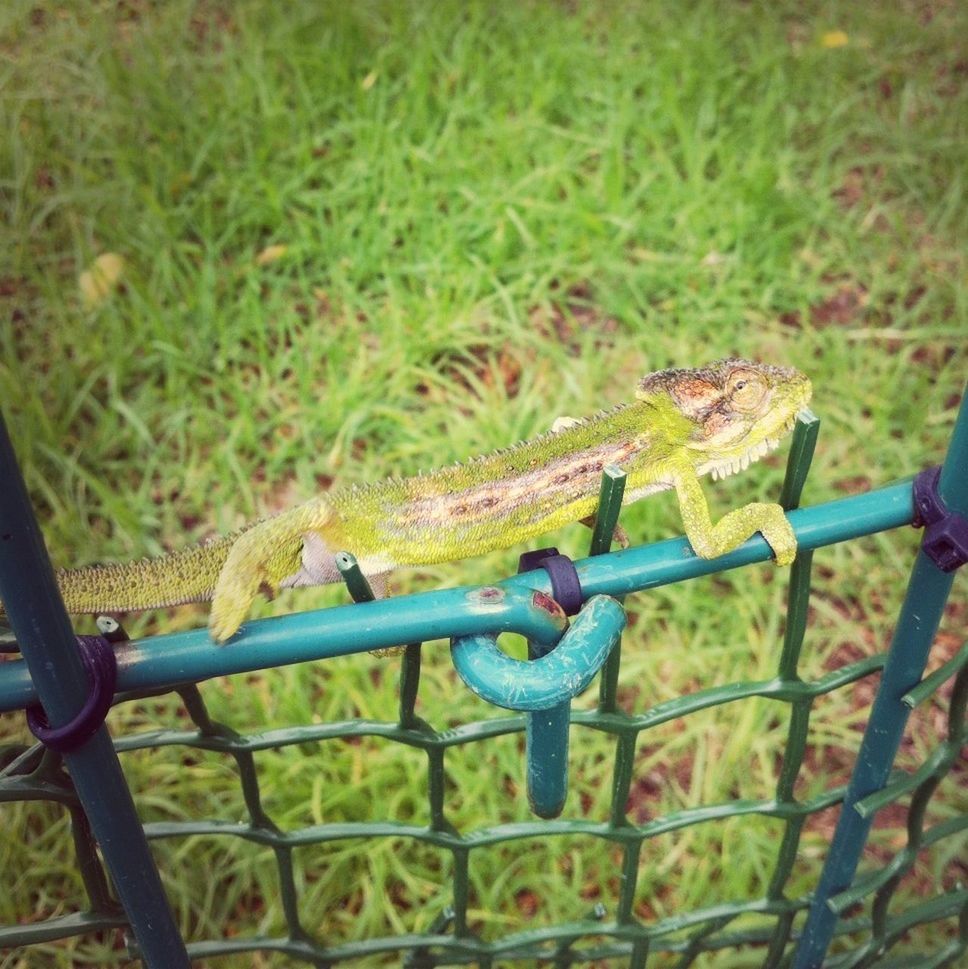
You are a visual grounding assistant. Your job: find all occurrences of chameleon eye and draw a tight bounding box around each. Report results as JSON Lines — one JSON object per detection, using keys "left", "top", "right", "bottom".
{"left": 727, "top": 370, "right": 767, "bottom": 411}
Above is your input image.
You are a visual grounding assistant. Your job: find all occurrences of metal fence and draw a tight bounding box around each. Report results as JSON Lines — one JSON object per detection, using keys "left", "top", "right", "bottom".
{"left": 0, "top": 389, "right": 965, "bottom": 968}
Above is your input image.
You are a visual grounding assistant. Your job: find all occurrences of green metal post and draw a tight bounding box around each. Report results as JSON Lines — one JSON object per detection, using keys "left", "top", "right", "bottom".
{"left": 525, "top": 466, "right": 628, "bottom": 818}
{"left": 0, "top": 413, "right": 190, "bottom": 968}
{"left": 793, "top": 386, "right": 968, "bottom": 969}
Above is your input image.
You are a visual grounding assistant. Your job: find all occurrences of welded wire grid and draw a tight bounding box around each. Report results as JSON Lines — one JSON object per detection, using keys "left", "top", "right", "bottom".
{"left": 1, "top": 416, "right": 966, "bottom": 967}
{"left": 2, "top": 631, "right": 965, "bottom": 966}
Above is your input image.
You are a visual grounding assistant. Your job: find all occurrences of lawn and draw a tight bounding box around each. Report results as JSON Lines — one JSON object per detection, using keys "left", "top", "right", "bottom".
{"left": 0, "top": 1, "right": 965, "bottom": 966}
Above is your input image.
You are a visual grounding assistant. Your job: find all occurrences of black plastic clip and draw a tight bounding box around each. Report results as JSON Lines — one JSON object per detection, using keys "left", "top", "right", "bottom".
{"left": 912, "top": 465, "right": 968, "bottom": 573}
{"left": 517, "top": 547, "right": 584, "bottom": 616}
{"left": 26, "top": 635, "right": 118, "bottom": 753}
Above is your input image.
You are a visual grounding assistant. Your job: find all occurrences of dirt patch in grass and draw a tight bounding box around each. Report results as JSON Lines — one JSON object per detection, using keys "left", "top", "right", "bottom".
{"left": 625, "top": 730, "right": 695, "bottom": 826}
{"left": 809, "top": 282, "right": 870, "bottom": 328}
{"left": 423, "top": 343, "right": 524, "bottom": 400}
{"left": 833, "top": 166, "right": 886, "bottom": 211}
{"left": 1, "top": 276, "right": 36, "bottom": 338}
{"left": 934, "top": 57, "right": 968, "bottom": 97}
{"left": 528, "top": 281, "right": 620, "bottom": 352}
{"left": 777, "top": 279, "right": 870, "bottom": 331}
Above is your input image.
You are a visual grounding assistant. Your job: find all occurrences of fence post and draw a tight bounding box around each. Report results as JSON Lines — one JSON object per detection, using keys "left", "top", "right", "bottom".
{"left": 792, "top": 386, "right": 968, "bottom": 969}
{"left": 0, "top": 413, "right": 190, "bottom": 968}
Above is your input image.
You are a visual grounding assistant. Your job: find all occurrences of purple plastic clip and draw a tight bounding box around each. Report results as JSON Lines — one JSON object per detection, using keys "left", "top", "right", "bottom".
{"left": 26, "top": 635, "right": 118, "bottom": 752}
{"left": 912, "top": 465, "right": 968, "bottom": 573}
{"left": 517, "top": 547, "right": 584, "bottom": 616}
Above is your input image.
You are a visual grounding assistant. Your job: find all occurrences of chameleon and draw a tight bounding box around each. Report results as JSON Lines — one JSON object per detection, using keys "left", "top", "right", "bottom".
{"left": 2, "top": 359, "right": 811, "bottom": 643}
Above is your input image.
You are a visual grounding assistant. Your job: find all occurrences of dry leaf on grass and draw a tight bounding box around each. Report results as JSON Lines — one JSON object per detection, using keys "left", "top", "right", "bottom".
{"left": 79, "top": 252, "right": 125, "bottom": 308}
{"left": 255, "top": 244, "right": 289, "bottom": 266}
{"left": 821, "top": 30, "right": 849, "bottom": 48}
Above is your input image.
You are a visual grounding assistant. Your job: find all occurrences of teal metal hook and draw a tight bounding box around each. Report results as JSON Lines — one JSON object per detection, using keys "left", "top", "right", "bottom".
{"left": 451, "top": 594, "right": 626, "bottom": 816}
{"left": 451, "top": 464, "right": 629, "bottom": 819}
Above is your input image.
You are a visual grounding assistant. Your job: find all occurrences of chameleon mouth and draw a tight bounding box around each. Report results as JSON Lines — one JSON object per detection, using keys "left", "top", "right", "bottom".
{"left": 705, "top": 413, "right": 799, "bottom": 482}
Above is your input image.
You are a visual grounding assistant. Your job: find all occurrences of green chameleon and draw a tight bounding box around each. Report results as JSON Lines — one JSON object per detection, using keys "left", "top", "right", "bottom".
{"left": 7, "top": 359, "right": 811, "bottom": 643}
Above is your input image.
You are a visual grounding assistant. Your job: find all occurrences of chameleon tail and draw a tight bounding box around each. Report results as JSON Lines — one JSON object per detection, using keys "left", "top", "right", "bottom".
{"left": 48, "top": 533, "right": 242, "bottom": 618}
{"left": 0, "top": 529, "right": 250, "bottom": 626}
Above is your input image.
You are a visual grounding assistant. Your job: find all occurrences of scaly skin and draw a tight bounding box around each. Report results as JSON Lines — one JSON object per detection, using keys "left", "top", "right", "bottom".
{"left": 0, "top": 359, "right": 811, "bottom": 642}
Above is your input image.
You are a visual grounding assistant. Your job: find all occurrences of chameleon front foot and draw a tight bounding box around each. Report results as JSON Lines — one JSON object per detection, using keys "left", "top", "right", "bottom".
{"left": 673, "top": 472, "right": 797, "bottom": 567}
{"left": 761, "top": 507, "right": 797, "bottom": 566}
{"left": 687, "top": 500, "right": 797, "bottom": 566}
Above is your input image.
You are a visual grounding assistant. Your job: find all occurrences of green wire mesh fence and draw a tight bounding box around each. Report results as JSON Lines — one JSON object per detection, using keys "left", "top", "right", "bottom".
{"left": 0, "top": 392, "right": 965, "bottom": 968}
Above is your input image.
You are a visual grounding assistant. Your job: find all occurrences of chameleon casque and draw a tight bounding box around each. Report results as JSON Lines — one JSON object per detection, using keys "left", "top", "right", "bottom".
{"left": 4, "top": 359, "right": 811, "bottom": 642}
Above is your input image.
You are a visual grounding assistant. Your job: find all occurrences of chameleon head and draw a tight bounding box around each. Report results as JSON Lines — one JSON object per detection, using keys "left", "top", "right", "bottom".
{"left": 636, "top": 359, "right": 812, "bottom": 480}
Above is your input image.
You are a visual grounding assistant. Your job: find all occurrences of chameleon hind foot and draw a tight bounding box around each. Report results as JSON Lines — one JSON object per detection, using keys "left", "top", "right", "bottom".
{"left": 209, "top": 498, "right": 334, "bottom": 642}
{"left": 209, "top": 525, "right": 284, "bottom": 642}
{"left": 579, "top": 514, "right": 630, "bottom": 549}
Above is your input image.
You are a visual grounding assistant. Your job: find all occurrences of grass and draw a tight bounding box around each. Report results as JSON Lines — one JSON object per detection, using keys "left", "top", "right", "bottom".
{"left": 0, "top": 0, "right": 966, "bottom": 966}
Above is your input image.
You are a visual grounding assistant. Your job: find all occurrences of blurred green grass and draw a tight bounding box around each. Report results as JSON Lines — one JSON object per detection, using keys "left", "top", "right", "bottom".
{"left": 0, "top": 1, "right": 965, "bottom": 966}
